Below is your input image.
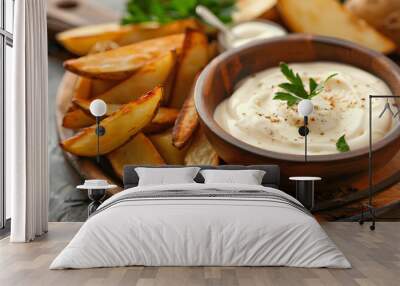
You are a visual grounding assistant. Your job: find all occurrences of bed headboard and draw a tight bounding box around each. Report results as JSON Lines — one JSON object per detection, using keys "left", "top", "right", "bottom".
{"left": 123, "top": 165, "right": 280, "bottom": 189}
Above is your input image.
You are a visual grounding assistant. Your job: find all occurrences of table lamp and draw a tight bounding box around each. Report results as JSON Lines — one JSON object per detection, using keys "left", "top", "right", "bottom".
{"left": 89, "top": 99, "right": 107, "bottom": 164}
{"left": 298, "top": 99, "right": 314, "bottom": 162}
{"left": 290, "top": 99, "right": 320, "bottom": 211}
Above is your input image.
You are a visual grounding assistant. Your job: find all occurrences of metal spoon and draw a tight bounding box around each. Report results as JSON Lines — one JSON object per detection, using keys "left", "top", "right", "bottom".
{"left": 195, "top": 5, "right": 236, "bottom": 40}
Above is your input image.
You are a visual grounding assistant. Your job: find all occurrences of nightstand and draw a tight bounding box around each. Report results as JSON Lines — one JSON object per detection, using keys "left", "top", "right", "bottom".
{"left": 77, "top": 180, "right": 117, "bottom": 216}
{"left": 289, "top": 177, "right": 321, "bottom": 210}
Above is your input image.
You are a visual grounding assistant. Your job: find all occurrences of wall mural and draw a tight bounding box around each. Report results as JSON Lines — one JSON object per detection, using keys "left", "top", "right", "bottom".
{"left": 48, "top": 0, "right": 400, "bottom": 222}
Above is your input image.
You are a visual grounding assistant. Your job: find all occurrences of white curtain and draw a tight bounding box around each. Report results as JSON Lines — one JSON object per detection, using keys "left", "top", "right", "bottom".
{"left": 8, "top": 0, "right": 49, "bottom": 242}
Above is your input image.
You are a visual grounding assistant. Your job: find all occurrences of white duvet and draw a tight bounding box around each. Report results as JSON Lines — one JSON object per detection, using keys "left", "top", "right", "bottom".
{"left": 50, "top": 183, "right": 351, "bottom": 269}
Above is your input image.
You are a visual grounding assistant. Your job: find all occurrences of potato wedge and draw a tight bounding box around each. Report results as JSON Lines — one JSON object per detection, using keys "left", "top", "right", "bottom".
{"left": 57, "top": 19, "right": 200, "bottom": 56}
{"left": 184, "top": 128, "right": 219, "bottom": 166}
{"left": 62, "top": 108, "right": 95, "bottom": 129}
{"left": 149, "top": 129, "right": 188, "bottom": 165}
{"left": 346, "top": 0, "right": 400, "bottom": 51}
{"left": 91, "top": 79, "right": 121, "bottom": 97}
{"left": 169, "top": 30, "right": 209, "bottom": 108}
{"left": 161, "top": 53, "right": 178, "bottom": 105}
{"left": 89, "top": 40, "right": 120, "bottom": 54}
{"left": 172, "top": 86, "right": 198, "bottom": 149}
{"left": 86, "top": 43, "right": 122, "bottom": 97}
{"left": 208, "top": 41, "right": 219, "bottom": 61}
{"left": 107, "top": 133, "right": 165, "bottom": 179}
{"left": 71, "top": 76, "right": 92, "bottom": 100}
{"left": 64, "top": 34, "right": 185, "bottom": 80}
{"left": 143, "top": 107, "right": 179, "bottom": 134}
{"left": 73, "top": 98, "right": 178, "bottom": 133}
{"left": 233, "top": 0, "right": 278, "bottom": 22}
{"left": 277, "top": 0, "right": 396, "bottom": 54}
{"left": 56, "top": 23, "right": 132, "bottom": 56}
{"left": 61, "top": 86, "right": 163, "bottom": 156}
{"left": 69, "top": 43, "right": 121, "bottom": 102}
{"left": 117, "top": 19, "right": 202, "bottom": 46}
{"left": 95, "top": 51, "right": 177, "bottom": 104}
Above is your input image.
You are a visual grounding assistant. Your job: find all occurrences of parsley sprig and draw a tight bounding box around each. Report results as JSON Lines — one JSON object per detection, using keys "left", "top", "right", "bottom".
{"left": 336, "top": 135, "right": 350, "bottom": 152}
{"left": 122, "top": 0, "right": 235, "bottom": 25}
{"left": 273, "top": 62, "right": 337, "bottom": 107}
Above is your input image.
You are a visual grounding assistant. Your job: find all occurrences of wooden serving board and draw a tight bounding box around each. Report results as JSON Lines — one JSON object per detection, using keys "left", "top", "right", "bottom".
{"left": 47, "top": 0, "right": 120, "bottom": 33}
{"left": 56, "top": 72, "right": 400, "bottom": 220}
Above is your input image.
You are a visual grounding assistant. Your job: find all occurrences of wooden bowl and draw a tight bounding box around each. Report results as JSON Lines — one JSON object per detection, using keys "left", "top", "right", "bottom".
{"left": 195, "top": 34, "right": 400, "bottom": 178}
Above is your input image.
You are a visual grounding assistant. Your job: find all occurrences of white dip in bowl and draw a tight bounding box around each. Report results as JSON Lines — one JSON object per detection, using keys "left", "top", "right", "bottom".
{"left": 219, "top": 21, "right": 287, "bottom": 50}
{"left": 214, "top": 62, "right": 396, "bottom": 155}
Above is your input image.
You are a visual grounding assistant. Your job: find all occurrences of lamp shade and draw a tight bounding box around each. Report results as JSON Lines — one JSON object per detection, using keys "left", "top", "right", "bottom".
{"left": 298, "top": 99, "right": 314, "bottom": 117}
{"left": 89, "top": 99, "right": 107, "bottom": 117}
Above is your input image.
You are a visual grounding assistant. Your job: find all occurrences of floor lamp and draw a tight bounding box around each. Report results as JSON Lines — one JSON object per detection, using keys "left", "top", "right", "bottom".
{"left": 359, "top": 95, "right": 400, "bottom": 231}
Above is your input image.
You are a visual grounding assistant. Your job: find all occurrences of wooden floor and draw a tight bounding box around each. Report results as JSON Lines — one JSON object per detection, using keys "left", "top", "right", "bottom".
{"left": 0, "top": 222, "right": 399, "bottom": 286}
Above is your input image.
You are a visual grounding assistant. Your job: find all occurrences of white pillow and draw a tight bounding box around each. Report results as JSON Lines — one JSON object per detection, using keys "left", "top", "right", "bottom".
{"left": 200, "top": 169, "right": 266, "bottom": 185}
{"left": 135, "top": 167, "right": 200, "bottom": 186}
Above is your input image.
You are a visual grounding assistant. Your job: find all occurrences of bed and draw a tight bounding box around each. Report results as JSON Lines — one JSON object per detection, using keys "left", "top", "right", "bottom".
{"left": 50, "top": 165, "right": 350, "bottom": 269}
